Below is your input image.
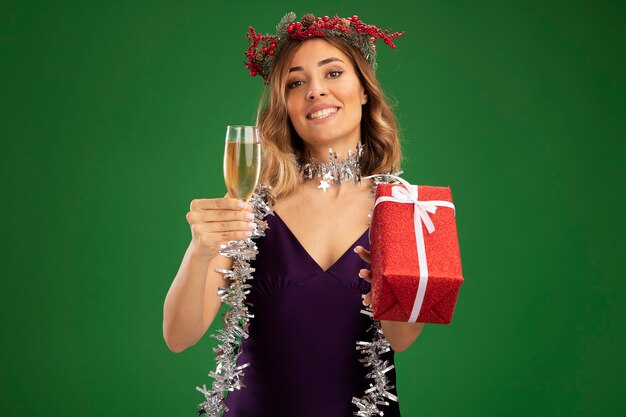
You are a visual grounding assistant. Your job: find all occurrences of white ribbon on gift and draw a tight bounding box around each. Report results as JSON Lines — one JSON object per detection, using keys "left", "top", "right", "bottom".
{"left": 367, "top": 175, "right": 456, "bottom": 323}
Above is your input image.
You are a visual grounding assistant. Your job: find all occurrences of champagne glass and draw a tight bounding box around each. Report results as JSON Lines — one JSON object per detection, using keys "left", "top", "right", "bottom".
{"left": 223, "top": 125, "right": 262, "bottom": 202}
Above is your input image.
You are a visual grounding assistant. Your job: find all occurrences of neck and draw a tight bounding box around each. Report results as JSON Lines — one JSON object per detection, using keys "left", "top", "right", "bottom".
{"left": 304, "top": 140, "right": 362, "bottom": 162}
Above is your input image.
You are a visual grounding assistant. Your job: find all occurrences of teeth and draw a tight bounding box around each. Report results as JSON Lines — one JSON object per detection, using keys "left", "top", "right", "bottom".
{"left": 308, "top": 107, "right": 338, "bottom": 119}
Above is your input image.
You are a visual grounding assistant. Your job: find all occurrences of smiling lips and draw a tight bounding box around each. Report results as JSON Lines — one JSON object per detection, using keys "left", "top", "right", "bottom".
{"left": 307, "top": 107, "right": 339, "bottom": 120}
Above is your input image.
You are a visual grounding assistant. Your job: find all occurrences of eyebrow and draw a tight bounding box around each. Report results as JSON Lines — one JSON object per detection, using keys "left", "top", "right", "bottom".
{"left": 288, "top": 57, "right": 345, "bottom": 73}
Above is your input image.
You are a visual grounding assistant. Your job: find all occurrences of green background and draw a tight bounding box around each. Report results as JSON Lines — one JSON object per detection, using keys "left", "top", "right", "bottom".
{"left": 2, "top": 0, "right": 624, "bottom": 416}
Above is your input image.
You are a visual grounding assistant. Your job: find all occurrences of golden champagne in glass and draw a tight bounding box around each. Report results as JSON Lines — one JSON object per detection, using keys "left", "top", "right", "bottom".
{"left": 223, "top": 125, "right": 261, "bottom": 201}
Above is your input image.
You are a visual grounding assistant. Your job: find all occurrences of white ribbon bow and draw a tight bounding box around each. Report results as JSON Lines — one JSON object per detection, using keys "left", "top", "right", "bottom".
{"left": 369, "top": 175, "right": 455, "bottom": 323}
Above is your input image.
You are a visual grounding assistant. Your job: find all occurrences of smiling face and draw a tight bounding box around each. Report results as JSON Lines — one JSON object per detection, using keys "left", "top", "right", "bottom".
{"left": 285, "top": 39, "right": 368, "bottom": 157}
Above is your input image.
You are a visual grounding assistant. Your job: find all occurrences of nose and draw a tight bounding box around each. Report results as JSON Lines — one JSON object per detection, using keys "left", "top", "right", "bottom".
{"left": 307, "top": 80, "right": 327, "bottom": 100}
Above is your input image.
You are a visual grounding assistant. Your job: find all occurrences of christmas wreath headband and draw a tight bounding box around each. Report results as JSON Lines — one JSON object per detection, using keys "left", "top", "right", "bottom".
{"left": 244, "top": 12, "right": 405, "bottom": 82}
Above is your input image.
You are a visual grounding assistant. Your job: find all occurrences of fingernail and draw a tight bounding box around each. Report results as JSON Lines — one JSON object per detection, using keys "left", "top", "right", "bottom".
{"left": 248, "top": 222, "right": 257, "bottom": 229}
{"left": 358, "top": 272, "right": 363, "bottom": 278}
{"left": 361, "top": 294, "right": 366, "bottom": 299}
{"left": 238, "top": 202, "right": 247, "bottom": 209}
{"left": 245, "top": 231, "right": 252, "bottom": 236}
{"left": 245, "top": 212, "right": 255, "bottom": 220}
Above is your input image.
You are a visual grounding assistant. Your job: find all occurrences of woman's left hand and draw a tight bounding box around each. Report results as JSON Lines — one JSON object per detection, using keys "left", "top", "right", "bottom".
{"left": 354, "top": 247, "right": 425, "bottom": 352}
{"left": 354, "top": 246, "right": 373, "bottom": 306}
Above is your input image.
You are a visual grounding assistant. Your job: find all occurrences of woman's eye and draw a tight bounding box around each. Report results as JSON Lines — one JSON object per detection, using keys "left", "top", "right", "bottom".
{"left": 328, "top": 70, "right": 343, "bottom": 78}
{"left": 287, "top": 80, "right": 303, "bottom": 89}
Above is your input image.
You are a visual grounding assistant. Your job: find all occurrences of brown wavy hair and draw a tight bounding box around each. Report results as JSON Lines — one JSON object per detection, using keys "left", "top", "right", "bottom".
{"left": 256, "top": 36, "right": 402, "bottom": 199}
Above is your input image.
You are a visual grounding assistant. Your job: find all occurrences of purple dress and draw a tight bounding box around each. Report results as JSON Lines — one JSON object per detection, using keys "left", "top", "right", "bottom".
{"left": 224, "top": 212, "right": 401, "bottom": 417}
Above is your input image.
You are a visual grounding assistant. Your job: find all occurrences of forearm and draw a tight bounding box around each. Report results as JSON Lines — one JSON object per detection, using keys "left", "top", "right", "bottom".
{"left": 163, "top": 243, "right": 220, "bottom": 352}
{"left": 380, "top": 320, "right": 424, "bottom": 352}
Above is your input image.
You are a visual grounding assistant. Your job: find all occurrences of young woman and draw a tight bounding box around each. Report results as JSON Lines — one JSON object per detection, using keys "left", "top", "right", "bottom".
{"left": 164, "top": 13, "right": 424, "bottom": 416}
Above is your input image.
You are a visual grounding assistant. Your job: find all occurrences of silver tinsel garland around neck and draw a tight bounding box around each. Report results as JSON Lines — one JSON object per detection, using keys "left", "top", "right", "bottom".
{"left": 299, "top": 143, "right": 364, "bottom": 192}
{"left": 196, "top": 174, "right": 402, "bottom": 416}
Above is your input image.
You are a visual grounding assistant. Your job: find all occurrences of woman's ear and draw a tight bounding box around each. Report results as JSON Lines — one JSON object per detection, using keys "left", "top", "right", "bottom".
{"left": 361, "top": 92, "right": 368, "bottom": 105}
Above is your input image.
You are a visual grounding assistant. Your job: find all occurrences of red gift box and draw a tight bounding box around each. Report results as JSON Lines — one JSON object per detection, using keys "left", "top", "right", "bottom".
{"left": 370, "top": 181, "right": 464, "bottom": 324}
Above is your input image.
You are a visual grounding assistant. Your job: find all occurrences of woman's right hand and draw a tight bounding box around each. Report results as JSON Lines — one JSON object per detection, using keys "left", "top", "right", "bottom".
{"left": 186, "top": 198, "right": 256, "bottom": 261}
